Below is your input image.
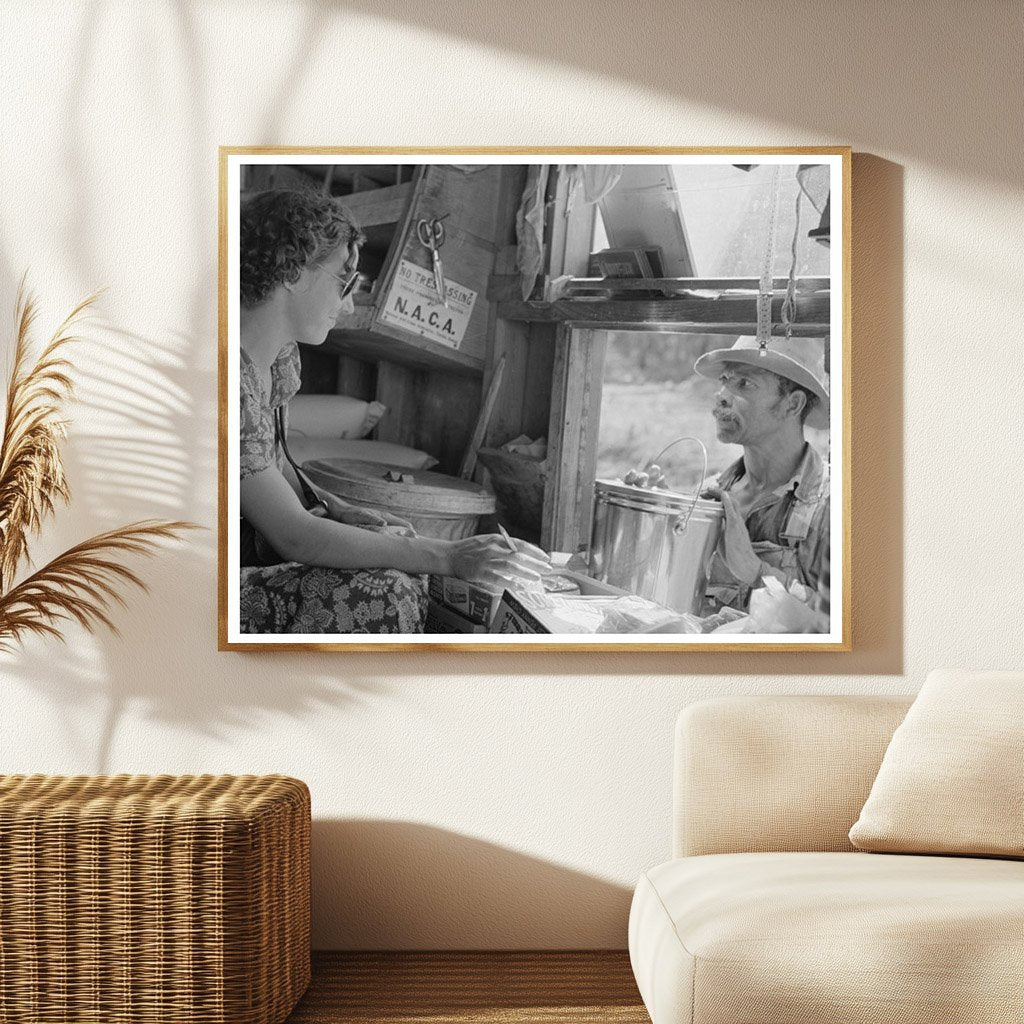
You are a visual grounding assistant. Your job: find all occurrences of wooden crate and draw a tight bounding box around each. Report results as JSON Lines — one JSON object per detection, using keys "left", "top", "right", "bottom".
{"left": 0, "top": 774, "right": 310, "bottom": 1024}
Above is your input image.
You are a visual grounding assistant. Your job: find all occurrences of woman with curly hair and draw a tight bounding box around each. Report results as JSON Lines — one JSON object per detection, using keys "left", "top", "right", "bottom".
{"left": 238, "top": 188, "right": 547, "bottom": 634}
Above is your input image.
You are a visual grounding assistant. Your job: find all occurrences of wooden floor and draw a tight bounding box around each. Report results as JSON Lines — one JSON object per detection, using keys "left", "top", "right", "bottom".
{"left": 287, "top": 951, "right": 649, "bottom": 1024}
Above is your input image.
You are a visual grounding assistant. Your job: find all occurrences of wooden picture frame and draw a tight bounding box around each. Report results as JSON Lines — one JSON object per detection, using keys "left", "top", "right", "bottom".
{"left": 219, "top": 148, "right": 850, "bottom": 651}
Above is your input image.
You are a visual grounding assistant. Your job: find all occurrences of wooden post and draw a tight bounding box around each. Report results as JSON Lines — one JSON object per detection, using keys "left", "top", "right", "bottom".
{"left": 541, "top": 324, "right": 607, "bottom": 554}
{"left": 459, "top": 354, "right": 506, "bottom": 479}
{"left": 482, "top": 168, "right": 534, "bottom": 454}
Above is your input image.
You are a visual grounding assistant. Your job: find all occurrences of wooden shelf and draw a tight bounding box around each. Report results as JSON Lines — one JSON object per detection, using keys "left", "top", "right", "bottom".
{"left": 330, "top": 303, "right": 375, "bottom": 333}
{"left": 321, "top": 327, "right": 484, "bottom": 376}
{"left": 496, "top": 293, "right": 831, "bottom": 334}
{"left": 322, "top": 298, "right": 484, "bottom": 376}
{"left": 488, "top": 274, "right": 830, "bottom": 302}
{"left": 562, "top": 275, "right": 831, "bottom": 295}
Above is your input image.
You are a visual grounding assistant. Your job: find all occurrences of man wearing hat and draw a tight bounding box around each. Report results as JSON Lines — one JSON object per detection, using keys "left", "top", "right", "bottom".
{"left": 691, "top": 335, "right": 831, "bottom": 621}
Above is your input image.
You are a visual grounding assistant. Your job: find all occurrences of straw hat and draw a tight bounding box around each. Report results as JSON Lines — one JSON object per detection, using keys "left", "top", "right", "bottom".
{"left": 694, "top": 336, "right": 830, "bottom": 430}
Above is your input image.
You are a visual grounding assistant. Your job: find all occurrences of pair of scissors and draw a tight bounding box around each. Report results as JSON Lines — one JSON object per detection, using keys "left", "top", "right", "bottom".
{"left": 416, "top": 216, "right": 448, "bottom": 307}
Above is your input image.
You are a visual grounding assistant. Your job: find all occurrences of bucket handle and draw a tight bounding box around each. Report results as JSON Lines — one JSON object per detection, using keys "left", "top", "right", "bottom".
{"left": 643, "top": 435, "right": 710, "bottom": 536}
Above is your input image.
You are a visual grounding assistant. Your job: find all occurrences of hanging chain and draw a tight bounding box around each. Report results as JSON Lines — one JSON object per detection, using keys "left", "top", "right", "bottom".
{"left": 756, "top": 166, "right": 783, "bottom": 355}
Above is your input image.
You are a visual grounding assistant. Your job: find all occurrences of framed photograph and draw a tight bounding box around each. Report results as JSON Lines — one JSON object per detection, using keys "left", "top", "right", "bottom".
{"left": 219, "top": 148, "right": 850, "bottom": 651}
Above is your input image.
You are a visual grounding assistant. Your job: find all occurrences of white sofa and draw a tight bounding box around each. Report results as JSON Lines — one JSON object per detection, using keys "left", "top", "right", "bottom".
{"left": 628, "top": 695, "right": 1024, "bottom": 1024}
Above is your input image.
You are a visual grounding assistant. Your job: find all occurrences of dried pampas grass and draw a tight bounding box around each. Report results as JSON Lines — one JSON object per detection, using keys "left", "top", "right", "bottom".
{"left": 0, "top": 279, "right": 197, "bottom": 650}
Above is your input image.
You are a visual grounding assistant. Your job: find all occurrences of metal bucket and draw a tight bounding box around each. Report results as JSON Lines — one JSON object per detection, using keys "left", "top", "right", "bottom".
{"left": 589, "top": 438, "right": 724, "bottom": 615}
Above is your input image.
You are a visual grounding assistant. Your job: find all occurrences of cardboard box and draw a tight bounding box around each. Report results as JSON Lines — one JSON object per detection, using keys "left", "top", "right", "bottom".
{"left": 492, "top": 590, "right": 623, "bottom": 635}
{"left": 429, "top": 571, "right": 635, "bottom": 634}
{"left": 427, "top": 575, "right": 503, "bottom": 626}
{"left": 491, "top": 592, "right": 549, "bottom": 634}
{"left": 423, "top": 598, "right": 490, "bottom": 635}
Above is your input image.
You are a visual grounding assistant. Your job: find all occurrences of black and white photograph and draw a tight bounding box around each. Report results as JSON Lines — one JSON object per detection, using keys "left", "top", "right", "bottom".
{"left": 219, "top": 150, "right": 849, "bottom": 649}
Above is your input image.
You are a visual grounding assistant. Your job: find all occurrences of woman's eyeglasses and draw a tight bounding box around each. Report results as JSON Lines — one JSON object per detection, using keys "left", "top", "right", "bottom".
{"left": 322, "top": 267, "right": 360, "bottom": 300}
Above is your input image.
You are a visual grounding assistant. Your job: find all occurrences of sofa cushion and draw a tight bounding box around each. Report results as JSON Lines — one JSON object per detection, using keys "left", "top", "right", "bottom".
{"left": 675, "top": 695, "right": 912, "bottom": 857}
{"left": 629, "top": 852, "right": 1024, "bottom": 1024}
{"left": 849, "top": 669, "right": 1024, "bottom": 857}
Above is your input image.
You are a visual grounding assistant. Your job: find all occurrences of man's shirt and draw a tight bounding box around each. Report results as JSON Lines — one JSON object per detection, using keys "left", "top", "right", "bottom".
{"left": 706, "top": 442, "right": 831, "bottom": 610}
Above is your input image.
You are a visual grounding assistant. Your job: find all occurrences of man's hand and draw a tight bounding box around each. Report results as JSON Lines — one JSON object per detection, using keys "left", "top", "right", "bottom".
{"left": 704, "top": 486, "right": 762, "bottom": 585}
{"left": 748, "top": 577, "right": 827, "bottom": 633}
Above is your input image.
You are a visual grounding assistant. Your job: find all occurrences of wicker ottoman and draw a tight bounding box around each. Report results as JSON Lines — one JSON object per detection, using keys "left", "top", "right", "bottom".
{"left": 0, "top": 774, "right": 310, "bottom": 1024}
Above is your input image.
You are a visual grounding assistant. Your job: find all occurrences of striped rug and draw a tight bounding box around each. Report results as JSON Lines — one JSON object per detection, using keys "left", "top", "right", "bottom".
{"left": 288, "top": 951, "right": 648, "bottom": 1023}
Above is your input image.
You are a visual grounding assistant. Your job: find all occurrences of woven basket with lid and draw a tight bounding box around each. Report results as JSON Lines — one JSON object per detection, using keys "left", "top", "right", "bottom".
{"left": 0, "top": 774, "right": 310, "bottom": 1024}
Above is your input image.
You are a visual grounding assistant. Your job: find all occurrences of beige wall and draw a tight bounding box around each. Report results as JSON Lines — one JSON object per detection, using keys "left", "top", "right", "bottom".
{"left": 1, "top": 1, "right": 1021, "bottom": 949}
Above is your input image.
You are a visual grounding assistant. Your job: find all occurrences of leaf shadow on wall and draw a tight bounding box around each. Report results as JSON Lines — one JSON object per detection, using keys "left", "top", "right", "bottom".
{"left": 0, "top": 1, "right": 390, "bottom": 772}
{"left": 0, "top": 319, "right": 395, "bottom": 773}
{"left": 311, "top": 819, "right": 634, "bottom": 950}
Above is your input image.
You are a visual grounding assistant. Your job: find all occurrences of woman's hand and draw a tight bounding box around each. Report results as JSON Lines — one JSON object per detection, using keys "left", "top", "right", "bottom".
{"left": 319, "top": 492, "right": 415, "bottom": 535}
{"left": 448, "top": 534, "right": 550, "bottom": 592}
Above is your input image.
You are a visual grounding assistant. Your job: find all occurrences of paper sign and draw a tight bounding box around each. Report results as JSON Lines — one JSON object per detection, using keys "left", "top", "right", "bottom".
{"left": 379, "top": 259, "right": 477, "bottom": 350}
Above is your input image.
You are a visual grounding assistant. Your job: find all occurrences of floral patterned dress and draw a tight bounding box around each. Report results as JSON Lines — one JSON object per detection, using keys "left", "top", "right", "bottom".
{"left": 238, "top": 344, "right": 427, "bottom": 634}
